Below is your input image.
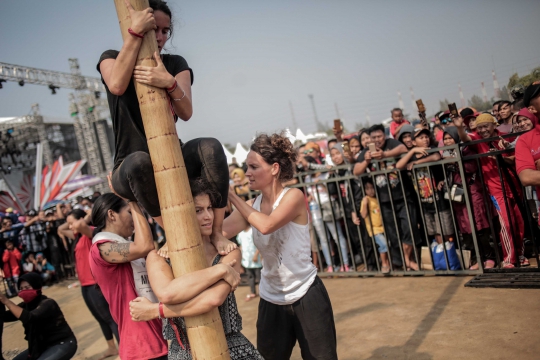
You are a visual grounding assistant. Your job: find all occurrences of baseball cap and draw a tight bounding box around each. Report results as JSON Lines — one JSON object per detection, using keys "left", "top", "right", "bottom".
{"left": 523, "top": 83, "right": 540, "bottom": 107}
{"left": 414, "top": 128, "right": 431, "bottom": 138}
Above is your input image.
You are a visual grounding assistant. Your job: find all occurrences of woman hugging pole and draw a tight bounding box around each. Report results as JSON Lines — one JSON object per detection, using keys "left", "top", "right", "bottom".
{"left": 224, "top": 132, "right": 338, "bottom": 360}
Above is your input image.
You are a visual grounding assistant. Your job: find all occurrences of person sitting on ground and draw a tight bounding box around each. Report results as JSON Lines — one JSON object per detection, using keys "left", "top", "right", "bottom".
{"left": 397, "top": 128, "right": 454, "bottom": 248}
{"left": 496, "top": 100, "right": 514, "bottom": 133}
{"left": 0, "top": 272, "right": 78, "bottom": 360}
{"left": 396, "top": 124, "right": 415, "bottom": 150}
{"left": 35, "top": 252, "right": 55, "bottom": 284}
{"left": 359, "top": 180, "right": 390, "bottom": 274}
{"left": 354, "top": 124, "right": 420, "bottom": 271}
{"left": 454, "top": 113, "right": 528, "bottom": 268}
{"left": 22, "top": 253, "right": 39, "bottom": 275}
{"left": 389, "top": 108, "right": 410, "bottom": 138}
{"left": 128, "top": 178, "right": 261, "bottom": 359}
{"left": 2, "top": 240, "right": 22, "bottom": 296}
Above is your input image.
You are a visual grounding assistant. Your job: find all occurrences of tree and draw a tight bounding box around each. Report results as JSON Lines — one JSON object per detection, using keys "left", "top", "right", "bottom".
{"left": 439, "top": 98, "right": 451, "bottom": 111}
{"left": 507, "top": 66, "right": 540, "bottom": 88}
{"left": 468, "top": 95, "right": 492, "bottom": 112}
{"left": 500, "top": 86, "right": 510, "bottom": 101}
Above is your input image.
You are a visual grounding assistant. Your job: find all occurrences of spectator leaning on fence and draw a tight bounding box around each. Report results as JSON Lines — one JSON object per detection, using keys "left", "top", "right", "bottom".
{"left": 354, "top": 124, "right": 421, "bottom": 270}
{"left": 516, "top": 83, "right": 540, "bottom": 226}
{"left": 397, "top": 128, "right": 455, "bottom": 246}
{"left": 454, "top": 113, "right": 528, "bottom": 268}
{"left": 440, "top": 127, "right": 494, "bottom": 269}
{"left": 396, "top": 124, "right": 415, "bottom": 151}
{"left": 389, "top": 108, "right": 410, "bottom": 138}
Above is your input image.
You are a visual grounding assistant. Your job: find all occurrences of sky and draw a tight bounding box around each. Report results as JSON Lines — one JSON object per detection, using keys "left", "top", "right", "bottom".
{"left": 1, "top": 0, "right": 540, "bottom": 146}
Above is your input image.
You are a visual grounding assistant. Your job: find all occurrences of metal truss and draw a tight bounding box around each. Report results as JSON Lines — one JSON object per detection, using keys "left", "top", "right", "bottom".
{"left": 1, "top": 59, "right": 113, "bottom": 192}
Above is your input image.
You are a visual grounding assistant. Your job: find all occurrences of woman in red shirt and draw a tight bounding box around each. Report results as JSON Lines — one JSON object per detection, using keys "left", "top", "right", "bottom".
{"left": 64, "top": 209, "right": 119, "bottom": 359}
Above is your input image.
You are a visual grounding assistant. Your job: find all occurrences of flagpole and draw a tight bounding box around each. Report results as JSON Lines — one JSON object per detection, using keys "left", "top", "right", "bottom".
{"left": 34, "top": 142, "right": 43, "bottom": 210}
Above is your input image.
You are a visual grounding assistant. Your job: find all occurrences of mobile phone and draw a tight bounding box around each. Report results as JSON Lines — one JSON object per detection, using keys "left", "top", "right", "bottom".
{"left": 448, "top": 103, "right": 458, "bottom": 117}
{"left": 333, "top": 119, "right": 342, "bottom": 131}
{"left": 341, "top": 142, "right": 352, "bottom": 157}
{"left": 368, "top": 143, "right": 376, "bottom": 153}
{"left": 416, "top": 99, "right": 426, "bottom": 113}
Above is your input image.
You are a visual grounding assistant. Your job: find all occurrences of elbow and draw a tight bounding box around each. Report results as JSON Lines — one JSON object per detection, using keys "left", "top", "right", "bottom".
{"left": 259, "top": 225, "right": 274, "bottom": 236}
{"left": 156, "top": 288, "right": 175, "bottom": 305}
{"left": 518, "top": 175, "right": 531, "bottom": 187}
{"left": 108, "top": 83, "right": 127, "bottom": 96}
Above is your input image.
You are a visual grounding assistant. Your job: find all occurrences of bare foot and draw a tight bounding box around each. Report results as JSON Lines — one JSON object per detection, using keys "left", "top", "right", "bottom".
{"left": 157, "top": 243, "right": 169, "bottom": 259}
{"left": 97, "top": 348, "right": 118, "bottom": 360}
{"left": 211, "top": 233, "right": 237, "bottom": 255}
{"left": 407, "top": 261, "right": 419, "bottom": 271}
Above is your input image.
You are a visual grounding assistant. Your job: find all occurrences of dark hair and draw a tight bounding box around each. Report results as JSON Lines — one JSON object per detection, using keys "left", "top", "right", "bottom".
{"left": 150, "top": 0, "right": 174, "bottom": 39}
{"left": 513, "top": 98, "right": 524, "bottom": 110}
{"left": 67, "top": 209, "right": 87, "bottom": 220}
{"left": 91, "top": 193, "right": 127, "bottom": 235}
{"left": 498, "top": 100, "right": 512, "bottom": 108}
{"left": 250, "top": 132, "right": 297, "bottom": 181}
{"left": 358, "top": 130, "right": 369, "bottom": 150}
{"left": 1, "top": 216, "right": 11, "bottom": 222}
{"left": 433, "top": 124, "right": 443, "bottom": 132}
{"left": 492, "top": 100, "right": 502, "bottom": 108}
{"left": 190, "top": 178, "right": 220, "bottom": 206}
{"left": 391, "top": 108, "right": 403, "bottom": 115}
{"left": 368, "top": 124, "right": 385, "bottom": 135}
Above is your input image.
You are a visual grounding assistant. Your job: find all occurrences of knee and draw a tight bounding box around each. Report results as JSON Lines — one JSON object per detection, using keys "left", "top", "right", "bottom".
{"left": 128, "top": 152, "right": 153, "bottom": 173}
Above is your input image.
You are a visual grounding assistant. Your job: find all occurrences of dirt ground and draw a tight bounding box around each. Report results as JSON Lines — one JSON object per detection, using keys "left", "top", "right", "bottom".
{"left": 3, "top": 276, "right": 540, "bottom": 360}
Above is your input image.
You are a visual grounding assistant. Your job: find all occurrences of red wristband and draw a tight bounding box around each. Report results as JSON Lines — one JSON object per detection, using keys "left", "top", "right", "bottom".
{"left": 159, "top": 302, "right": 165, "bottom": 319}
{"left": 167, "top": 80, "right": 178, "bottom": 93}
{"left": 128, "top": 28, "right": 144, "bottom": 39}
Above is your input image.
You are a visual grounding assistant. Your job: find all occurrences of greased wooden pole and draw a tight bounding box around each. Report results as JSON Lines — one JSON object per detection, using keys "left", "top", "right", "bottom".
{"left": 113, "top": 1, "right": 230, "bottom": 359}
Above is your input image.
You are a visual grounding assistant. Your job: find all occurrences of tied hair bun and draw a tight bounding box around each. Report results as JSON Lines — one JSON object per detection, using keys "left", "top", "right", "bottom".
{"left": 251, "top": 131, "right": 296, "bottom": 181}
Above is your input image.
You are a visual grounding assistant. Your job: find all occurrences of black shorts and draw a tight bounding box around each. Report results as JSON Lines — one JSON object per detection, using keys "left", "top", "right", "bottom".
{"left": 257, "top": 276, "right": 337, "bottom": 360}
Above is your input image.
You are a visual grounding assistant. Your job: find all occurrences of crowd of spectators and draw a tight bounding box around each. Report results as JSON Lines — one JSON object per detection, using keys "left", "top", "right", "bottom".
{"left": 226, "top": 82, "right": 540, "bottom": 273}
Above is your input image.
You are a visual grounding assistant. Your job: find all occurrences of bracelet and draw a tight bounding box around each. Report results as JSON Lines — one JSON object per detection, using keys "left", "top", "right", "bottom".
{"left": 167, "top": 80, "right": 178, "bottom": 93}
{"left": 158, "top": 302, "right": 165, "bottom": 319}
{"left": 171, "top": 87, "right": 186, "bottom": 102}
{"left": 127, "top": 28, "right": 144, "bottom": 39}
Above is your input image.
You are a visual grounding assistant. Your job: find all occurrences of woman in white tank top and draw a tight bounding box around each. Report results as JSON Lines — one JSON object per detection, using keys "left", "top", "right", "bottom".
{"left": 224, "top": 132, "right": 337, "bottom": 360}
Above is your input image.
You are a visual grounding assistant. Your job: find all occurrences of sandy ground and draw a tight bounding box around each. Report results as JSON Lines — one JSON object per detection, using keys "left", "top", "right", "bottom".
{"left": 3, "top": 276, "right": 540, "bottom": 360}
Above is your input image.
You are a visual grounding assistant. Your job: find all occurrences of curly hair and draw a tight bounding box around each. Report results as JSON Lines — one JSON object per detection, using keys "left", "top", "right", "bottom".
{"left": 250, "top": 132, "right": 297, "bottom": 181}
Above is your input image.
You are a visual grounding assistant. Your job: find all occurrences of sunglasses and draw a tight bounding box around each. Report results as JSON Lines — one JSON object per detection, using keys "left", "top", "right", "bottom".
{"left": 303, "top": 149, "right": 314, "bottom": 154}
{"left": 441, "top": 118, "right": 453, "bottom": 125}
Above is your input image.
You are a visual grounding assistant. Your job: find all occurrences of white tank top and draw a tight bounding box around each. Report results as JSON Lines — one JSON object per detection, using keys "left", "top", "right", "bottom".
{"left": 252, "top": 187, "right": 317, "bottom": 305}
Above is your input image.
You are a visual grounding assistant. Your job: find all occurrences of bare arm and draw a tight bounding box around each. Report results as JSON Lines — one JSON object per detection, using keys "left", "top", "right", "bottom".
{"left": 518, "top": 169, "right": 540, "bottom": 187}
{"left": 57, "top": 222, "right": 74, "bottom": 240}
{"left": 100, "top": 2, "right": 156, "bottom": 95}
{"left": 228, "top": 188, "right": 307, "bottom": 235}
{"left": 413, "top": 152, "right": 441, "bottom": 165}
{"left": 396, "top": 149, "right": 419, "bottom": 170}
{"left": 353, "top": 159, "right": 369, "bottom": 176}
{"left": 222, "top": 200, "right": 252, "bottom": 239}
{"left": 98, "top": 202, "right": 154, "bottom": 263}
{"left": 359, "top": 198, "right": 369, "bottom": 219}
{"left": 146, "top": 250, "right": 240, "bottom": 305}
{"left": 383, "top": 144, "right": 407, "bottom": 158}
{"left": 453, "top": 116, "right": 472, "bottom": 143}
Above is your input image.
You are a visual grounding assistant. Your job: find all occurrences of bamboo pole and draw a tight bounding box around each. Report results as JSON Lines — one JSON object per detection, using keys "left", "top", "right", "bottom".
{"left": 112, "top": 1, "right": 230, "bottom": 358}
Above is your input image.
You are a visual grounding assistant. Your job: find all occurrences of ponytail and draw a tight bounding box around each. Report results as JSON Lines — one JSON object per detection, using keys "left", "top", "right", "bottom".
{"left": 91, "top": 193, "right": 127, "bottom": 237}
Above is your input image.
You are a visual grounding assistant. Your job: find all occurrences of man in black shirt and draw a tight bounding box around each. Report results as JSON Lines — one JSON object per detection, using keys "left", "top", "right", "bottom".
{"left": 354, "top": 124, "right": 421, "bottom": 270}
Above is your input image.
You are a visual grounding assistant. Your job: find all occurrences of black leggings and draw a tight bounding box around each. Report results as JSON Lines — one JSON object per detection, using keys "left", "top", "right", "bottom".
{"left": 81, "top": 285, "right": 119, "bottom": 343}
{"left": 112, "top": 138, "right": 229, "bottom": 217}
{"left": 13, "top": 336, "right": 77, "bottom": 360}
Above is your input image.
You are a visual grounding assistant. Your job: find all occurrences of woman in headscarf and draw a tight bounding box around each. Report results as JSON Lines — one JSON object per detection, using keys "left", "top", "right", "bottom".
{"left": 437, "top": 127, "right": 492, "bottom": 269}
{"left": 0, "top": 272, "right": 77, "bottom": 360}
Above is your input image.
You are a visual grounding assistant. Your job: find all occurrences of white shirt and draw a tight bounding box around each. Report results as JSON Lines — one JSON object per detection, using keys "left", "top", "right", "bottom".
{"left": 252, "top": 188, "right": 317, "bottom": 305}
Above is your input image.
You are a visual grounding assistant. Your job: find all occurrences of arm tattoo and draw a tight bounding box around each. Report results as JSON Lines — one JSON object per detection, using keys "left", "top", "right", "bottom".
{"left": 100, "top": 242, "right": 130, "bottom": 262}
